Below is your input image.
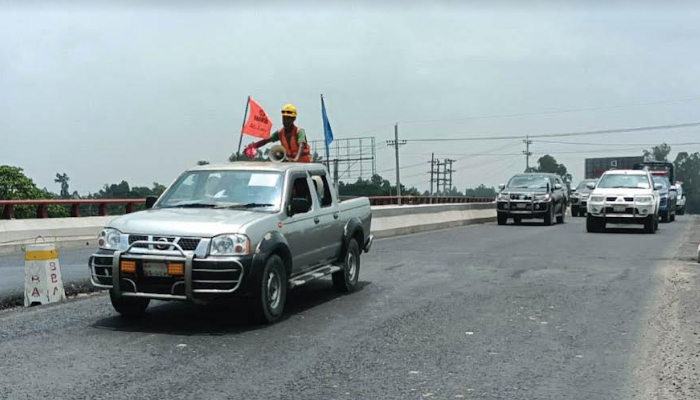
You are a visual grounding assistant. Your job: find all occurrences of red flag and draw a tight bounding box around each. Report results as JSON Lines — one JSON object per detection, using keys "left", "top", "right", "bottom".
{"left": 242, "top": 98, "right": 273, "bottom": 139}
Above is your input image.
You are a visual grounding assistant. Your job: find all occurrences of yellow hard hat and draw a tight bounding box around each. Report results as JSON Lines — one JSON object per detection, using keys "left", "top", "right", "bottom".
{"left": 281, "top": 104, "right": 298, "bottom": 117}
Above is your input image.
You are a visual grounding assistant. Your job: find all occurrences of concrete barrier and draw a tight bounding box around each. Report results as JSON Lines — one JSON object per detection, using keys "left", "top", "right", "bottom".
{"left": 0, "top": 216, "right": 113, "bottom": 255}
{"left": 370, "top": 202, "right": 496, "bottom": 238}
{"left": 0, "top": 203, "right": 496, "bottom": 254}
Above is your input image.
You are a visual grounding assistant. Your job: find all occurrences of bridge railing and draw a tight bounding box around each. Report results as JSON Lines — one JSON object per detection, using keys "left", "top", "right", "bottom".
{"left": 0, "top": 196, "right": 495, "bottom": 219}
{"left": 0, "top": 199, "right": 146, "bottom": 219}
{"left": 342, "top": 196, "right": 495, "bottom": 206}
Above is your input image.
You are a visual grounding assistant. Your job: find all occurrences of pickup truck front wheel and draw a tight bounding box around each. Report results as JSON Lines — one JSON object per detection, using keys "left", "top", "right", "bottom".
{"left": 251, "top": 255, "right": 287, "bottom": 324}
{"left": 333, "top": 239, "right": 360, "bottom": 293}
{"left": 110, "top": 291, "right": 150, "bottom": 318}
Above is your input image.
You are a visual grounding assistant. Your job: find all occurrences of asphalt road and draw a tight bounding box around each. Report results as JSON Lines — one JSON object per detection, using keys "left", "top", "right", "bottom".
{"left": 1, "top": 216, "right": 699, "bottom": 400}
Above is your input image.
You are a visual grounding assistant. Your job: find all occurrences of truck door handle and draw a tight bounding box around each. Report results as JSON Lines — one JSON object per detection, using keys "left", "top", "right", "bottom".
{"left": 333, "top": 213, "right": 339, "bottom": 220}
{"left": 314, "top": 217, "right": 320, "bottom": 224}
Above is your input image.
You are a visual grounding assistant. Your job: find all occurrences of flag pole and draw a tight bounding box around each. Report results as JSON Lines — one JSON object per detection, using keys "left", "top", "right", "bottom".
{"left": 236, "top": 95, "right": 251, "bottom": 160}
{"left": 321, "top": 94, "right": 330, "bottom": 169}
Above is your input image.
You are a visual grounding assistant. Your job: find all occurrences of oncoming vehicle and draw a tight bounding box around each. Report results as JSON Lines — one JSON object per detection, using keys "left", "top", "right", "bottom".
{"left": 570, "top": 179, "right": 597, "bottom": 217}
{"left": 676, "top": 183, "right": 686, "bottom": 215}
{"left": 496, "top": 173, "right": 568, "bottom": 226}
{"left": 586, "top": 170, "right": 661, "bottom": 233}
{"left": 89, "top": 162, "right": 373, "bottom": 324}
{"left": 651, "top": 174, "right": 677, "bottom": 223}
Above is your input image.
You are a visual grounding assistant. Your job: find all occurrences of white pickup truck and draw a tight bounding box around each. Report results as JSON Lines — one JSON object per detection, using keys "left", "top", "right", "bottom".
{"left": 89, "top": 162, "right": 373, "bottom": 323}
{"left": 586, "top": 169, "right": 662, "bottom": 234}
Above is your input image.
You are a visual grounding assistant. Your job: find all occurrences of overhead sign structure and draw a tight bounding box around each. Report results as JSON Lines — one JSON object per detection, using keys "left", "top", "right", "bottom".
{"left": 24, "top": 243, "right": 66, "bottom": 307}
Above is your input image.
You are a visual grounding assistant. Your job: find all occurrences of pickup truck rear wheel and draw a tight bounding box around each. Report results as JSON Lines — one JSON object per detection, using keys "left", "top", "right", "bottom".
{"left": 251, "top": 255, "right": 287, "bottom": 324}
{"left": 110, "top": 290, "right": 150, "bottom": 318}
{"left": 333, "top": 239, "right": 360, "bottom": 293}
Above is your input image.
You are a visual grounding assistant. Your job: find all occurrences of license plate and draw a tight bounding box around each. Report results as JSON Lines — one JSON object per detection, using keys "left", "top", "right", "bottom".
{"left": 516, "top": 203, "right": 527, "bottom": 209}
{"left": 613, "top": 205, "right": 626, "bottom": 213}
{"left": 143, "top": 262, "right": 169, "bottom": 277}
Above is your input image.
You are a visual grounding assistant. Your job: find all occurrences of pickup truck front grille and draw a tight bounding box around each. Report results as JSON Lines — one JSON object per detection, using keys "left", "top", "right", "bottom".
{"left": 510, "top": 193, "right": 532, "bottom": 200}
{"left": 606, "top": 197, "right": 634, "bottom": 202}
{"left": 126, "top": 235, "right": 201, "bottom": 251}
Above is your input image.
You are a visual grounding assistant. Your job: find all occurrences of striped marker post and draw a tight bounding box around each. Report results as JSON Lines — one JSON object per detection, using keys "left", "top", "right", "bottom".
{"left": 24, "top": 243, "right": 66, "bottom": 307}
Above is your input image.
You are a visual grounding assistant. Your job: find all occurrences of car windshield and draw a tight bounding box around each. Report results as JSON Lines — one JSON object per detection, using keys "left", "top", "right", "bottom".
{"left": 158, "top": 170, "right": 283, "bottom": 211}
{"left": 652, "top": 176, "right": 669, "bottom": 189}
{"left": 598, "top": 174, "right": 650, "bottom": 189}
{"left": 576, "top": 180, "right": 596, "bottom": 190}
{"left": 507, "top": 175, "right": 550, "bottom": 189}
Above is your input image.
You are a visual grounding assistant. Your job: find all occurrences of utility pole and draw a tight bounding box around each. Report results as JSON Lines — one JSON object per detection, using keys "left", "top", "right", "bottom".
{"left": 445, "top": 159, "right": 455, "bottom": 193}
{"left": 386, "top": 123, "right": 406, "bottom": 204}
{"left": 430, "top": 153, "right": 435, "bottom": 196}
{"left": 523, "top": 136, "right": 533, "bottom": 172}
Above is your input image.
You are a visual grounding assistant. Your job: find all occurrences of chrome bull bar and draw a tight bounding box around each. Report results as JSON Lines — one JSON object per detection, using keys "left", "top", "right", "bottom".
{"left": 90, "top": 240, "right": 244, "bottom": 301}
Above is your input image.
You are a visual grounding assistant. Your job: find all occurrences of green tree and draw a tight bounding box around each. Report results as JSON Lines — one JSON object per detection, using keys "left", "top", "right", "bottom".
{"left": 674, "top": 151, "right": 700, "bottom": 214}
{"left": 0, "top": 166, "right": 67, "bottom": 218}
{"left": 644, "top": 143, "right": 672, "bottom": 162}
{"left": 54, "top": 172, "right": 70, "bottom": 198}
{"left": 529, "top": 154, "right": 568, "bottom": 178}
{"left": 464, "top": 184, "right": 497, "bottom": 198}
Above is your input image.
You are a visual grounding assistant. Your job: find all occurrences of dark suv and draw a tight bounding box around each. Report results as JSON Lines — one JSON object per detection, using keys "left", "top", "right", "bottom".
{"left": 496, "top": 173, "right": 569, "bottom": 226}
{"left": 570, "top": 179, "right": 597, "bottom": 217}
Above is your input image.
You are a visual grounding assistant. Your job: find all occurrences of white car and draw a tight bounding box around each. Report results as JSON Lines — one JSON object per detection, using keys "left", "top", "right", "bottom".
{"left": 675, "top": 184, "right": 686, "bottom": 215}
{"left": 586, "top": 170, "right": 661, "bottom": 234}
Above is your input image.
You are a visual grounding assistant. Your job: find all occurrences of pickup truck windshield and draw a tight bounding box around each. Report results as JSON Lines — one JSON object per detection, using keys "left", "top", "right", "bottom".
{"left": 158, "top": 170, "right": 283, "bottom": 211}
{"left": 652, "top": 175, "right": 670, "bottom": 189}
{"left": 507, "top": 175, "right": 549, "bottom": 189}
{"left": 598, "top": 174, "right": 650, "bottom": 189}
{"left": 576, "top": 180, "right": 595, "bottom": 190}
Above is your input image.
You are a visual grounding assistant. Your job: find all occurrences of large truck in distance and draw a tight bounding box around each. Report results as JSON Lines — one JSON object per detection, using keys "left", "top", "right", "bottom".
{"left": 585, "top": 156, "right": 645, "bottom": 179}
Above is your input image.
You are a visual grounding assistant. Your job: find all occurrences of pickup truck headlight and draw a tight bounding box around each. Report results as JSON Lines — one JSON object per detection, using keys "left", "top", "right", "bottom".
{"left": 98, "top": 228, "right": 121, "bottom": 250}
{"left": 589, "top": 196, "right": 605, "bottom": 203}
{"left": 580, "top": 193, "right": 589, "bottom": 198}
{"left": 497, "top": 192, "right": 509, "bottom": 200}
{"left": 635, "top": 196, "right": 653, "bottom": 204}
{"left": 210, "top": 234, "right": 250, "bottom": 256}
{"left": 534, "top": 194, "right": 551, "bottom": 201}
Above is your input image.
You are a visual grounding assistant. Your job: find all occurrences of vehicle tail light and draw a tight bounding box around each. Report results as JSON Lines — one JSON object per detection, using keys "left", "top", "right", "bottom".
{"left": 120, "top": 260, "right": 136, "bottom": 274}
{"left": 168, "top": 262, "right": 185, "bottom": 276}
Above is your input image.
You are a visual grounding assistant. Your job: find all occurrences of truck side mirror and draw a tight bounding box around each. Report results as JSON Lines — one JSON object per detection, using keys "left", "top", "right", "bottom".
{"left": 654, "top": 183, "right": 663, "bottom": 190}
{"left": 498, "top": 184, "right": 505, "bottom": 191}
{"left": 554, "top": 183, "right": 563, "bottom": 190}
{"left": 586, "top": 183, "right": 596, "bottom": 190}
{"left": 145, "top": 196, "right": 158, "bottom": 209}
{"left": 288, "top": 197, "right": 310, "bottom": 216}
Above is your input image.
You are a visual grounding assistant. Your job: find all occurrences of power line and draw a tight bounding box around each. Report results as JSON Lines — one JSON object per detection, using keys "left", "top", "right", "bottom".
{"left": 398, "top": 97, "right": 700, "bottom": 125}
{"left": 534, "top": 139, "right": 700, "bottom": 147}
{"left": 405, "top": 121, "right": 700, "bottom": 142}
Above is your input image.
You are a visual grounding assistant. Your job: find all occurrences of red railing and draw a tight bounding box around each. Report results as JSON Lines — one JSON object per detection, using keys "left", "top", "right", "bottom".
{"left": 0, "top": 199, "right": 146, "bottom": 219}
{"left": 0, "top": 196, "right": 494, "bottom": 219}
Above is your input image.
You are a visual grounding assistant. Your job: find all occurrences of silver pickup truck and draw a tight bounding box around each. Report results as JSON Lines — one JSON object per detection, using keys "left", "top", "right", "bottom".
{"left": 89, "top": 162, "right": 373, "bottom": 323}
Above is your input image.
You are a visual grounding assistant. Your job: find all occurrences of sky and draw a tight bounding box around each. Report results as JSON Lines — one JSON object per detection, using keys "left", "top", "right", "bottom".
{"left": 2, "top": 1, "right": 700, "bottom": 194}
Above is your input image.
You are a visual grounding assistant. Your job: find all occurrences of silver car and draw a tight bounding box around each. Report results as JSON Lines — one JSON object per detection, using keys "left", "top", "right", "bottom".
{"left": 89, "top": 162, "right": 373, "bottom": 323}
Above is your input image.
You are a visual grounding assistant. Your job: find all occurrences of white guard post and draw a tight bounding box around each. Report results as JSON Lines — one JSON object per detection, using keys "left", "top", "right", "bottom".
{"left": 24, "top": 243, "right": 66, "bottom": 307}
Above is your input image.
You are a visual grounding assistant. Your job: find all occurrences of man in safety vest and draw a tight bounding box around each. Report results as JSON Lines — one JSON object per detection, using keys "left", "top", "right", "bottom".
{"left": 245, "top": 104, "right": 311, "bottom": 163}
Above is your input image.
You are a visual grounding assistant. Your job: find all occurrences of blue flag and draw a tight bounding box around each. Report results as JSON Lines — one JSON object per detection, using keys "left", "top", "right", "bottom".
{"left": 321, "top": 97, "right": 334, "bottom": 157}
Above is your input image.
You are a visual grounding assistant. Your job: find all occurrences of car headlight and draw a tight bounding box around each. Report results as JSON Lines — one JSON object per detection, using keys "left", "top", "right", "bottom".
{"left": 589, "top": 196, "right": 605, "bottom": 203}
{"left": 497, "top": 192, "right": 509, "bottom": 200}
{"left": 534, "top": 194, "right": 551, "bottom": 201}
{"left": 581, "top": 193, "right": 589, "bottom": 198}
{"left": 210, "top": 234, "right": 250, "bottom": 256}
{"left": 635, "top": 196, "right": 653, "bottom": 203}
{"left": 98, "top": 228, "right": 121, "bottom": 250}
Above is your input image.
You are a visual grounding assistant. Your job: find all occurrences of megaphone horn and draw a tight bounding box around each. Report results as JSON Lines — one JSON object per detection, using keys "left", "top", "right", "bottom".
{"left": 268, "top": 145, "right": 287, "bottom": 163}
